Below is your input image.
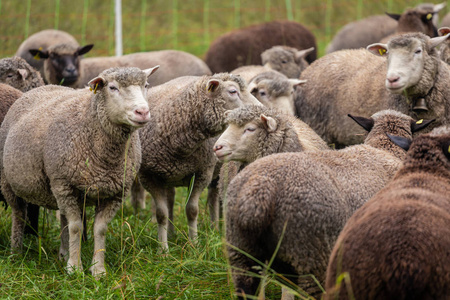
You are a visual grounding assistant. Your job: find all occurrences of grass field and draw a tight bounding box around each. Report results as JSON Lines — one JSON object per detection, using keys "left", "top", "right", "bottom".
{"left": 0, "top": 0, "right": 448, "bottom": 299}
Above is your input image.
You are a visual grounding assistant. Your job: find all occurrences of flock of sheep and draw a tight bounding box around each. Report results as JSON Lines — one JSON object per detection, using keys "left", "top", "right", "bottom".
{"left": 0, "top": 2, "right": 450, "bottom": 299}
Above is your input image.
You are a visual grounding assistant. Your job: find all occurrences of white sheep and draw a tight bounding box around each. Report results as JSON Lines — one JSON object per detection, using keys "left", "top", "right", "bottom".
{"left": 0, "top": 66, "right": 158, "bottom": 277}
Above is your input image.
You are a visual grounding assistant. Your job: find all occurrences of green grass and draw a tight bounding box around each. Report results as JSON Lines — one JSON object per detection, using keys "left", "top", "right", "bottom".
{"left": 0, "top": 188, "right": 298, "bottom": 299}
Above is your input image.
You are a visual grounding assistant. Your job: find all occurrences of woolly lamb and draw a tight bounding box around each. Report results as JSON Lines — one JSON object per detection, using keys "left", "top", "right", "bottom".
{"left": 0, "top": 66, "right": 158, "bottom": 277}
{"left": 326, "top": 3, "right": 445, "bottom": 53}
{"left": 261, "top": 46, "right": 314, "bottom": 79}
{"left": 133, "top": 73, "right": 261, "bottom": 251}
{"left": 225, "top": 110, "right": 433, "bottom": 299}
{"left": 15, "top": 29, "right": 80, "bottom": 79}
{"left": 31, "top": 46, "right": 211, "bottom": 89}
{"left": 247, "top": 71, "right": 305, "bottom": 116}
{"left": 379, "top": 8, "right": 438, "bottom": 44}
{"left": 204, "top": 21, "right": 317, "bottom": 73}
{"left": 325, "top": 126, "right": 450, "bottom": 300}
{"left": 0, "top": 56, "right": 44, "bottom": 92}
{"left": 296, "top": 32, "right": 450, "bottom": 148}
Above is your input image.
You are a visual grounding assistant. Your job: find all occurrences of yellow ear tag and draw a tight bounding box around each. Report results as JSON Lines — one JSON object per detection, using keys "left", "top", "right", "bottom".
{"left": 33, "top": 47, "right": 43, "bottom": 60}
{"left": 207, "top": 84, "right": 213, "bottom": 92}
{"left": 448, "top": 145, "right": 450, "bottom": 153}
{"left": 90, "top": 83, "right": 99, "bottom": 94}
{"left": 378, "top": 48, "right": 386, "bottom": 56}
{"left": 427, "top": 13, "right": 432, "bottom": 20}
{"left": 416, "top": 119, "right": 423, "bottom": 124}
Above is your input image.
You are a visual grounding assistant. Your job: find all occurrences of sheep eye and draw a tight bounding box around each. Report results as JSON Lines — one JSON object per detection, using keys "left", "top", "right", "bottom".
{"left": 109, "top": 85, "right": 119, "bottom": 91}
{"left": 229, "top": 88, "right": 238, "bottom": 95}
{"left": 415, "top": 49, "right": 422, "bottom": 55}
{"left": 244, "top": 127, "right": 256, "bottom": 133}
{"left": 281, "top": 60, "right": 287, "bottom": 64}
{"left": 144, "top": 82, "right": 149, "bottom": 89}
{"left": 7, "top": 73, "right": 14, "bottom": 78}
{"left": 259, "top": 91, "right": 266, "bottom": 97}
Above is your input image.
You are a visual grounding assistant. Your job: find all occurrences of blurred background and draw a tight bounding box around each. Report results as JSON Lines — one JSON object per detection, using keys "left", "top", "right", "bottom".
{"left": 0, "top": 0, "right": 447, "bottom": 59}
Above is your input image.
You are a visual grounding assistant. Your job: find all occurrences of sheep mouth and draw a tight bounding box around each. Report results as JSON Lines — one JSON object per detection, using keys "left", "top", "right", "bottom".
{"left": 129, "top": 119, "right": 149, "bottom": 127}
{"left": 215, "top": 151, "right": 232, "bottom": 161}
{"left": 386, "top": 83, "right": 406, "bottom": 94}
{"left": 62, "top": 75, "right": 78, "bottom": 84}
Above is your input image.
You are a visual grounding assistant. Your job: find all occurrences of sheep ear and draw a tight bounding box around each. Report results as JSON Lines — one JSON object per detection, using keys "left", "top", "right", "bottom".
{"left": 434, "top": 2, "right": 446, "bottom": 13}
{"left": 348, "top": 114, "right": 374, "bottom": 132}
{"left": 206, "top": 79, "right": 220, "bottom": 93}
{"left": 29, "top": 49, "right": 49, "bottom": 60}
{"left": 429, "top": 34, "right": 450, "bottom": 48}
{"left": 289, "top": 79, "right": 307, "bottom": 88}
{"left": 439, "top": 27, "right": 450, "bottom": 37}
{"left": 77, "top": 44, "right": 94, "bottom": 56}
{"left": 367, "top": 43, "right": 388, "bottom": 56}
{"left": 385, "top": 12, "right": 401, "bottom": 21}
{"left": 88, "top": 76, "right": 106, "bottom": 93}
{"left": 411, "top": 118, "right": 435, "bottom": 133}
{"left": 386, "top": 133, "right": 412, "bottom": 151}
{"left": 17, "top": 68, "right": 28, "bottom": 80}
{"left": 261, "top": 114, "right": 277, "bottom": 133}
{"left": 295, "top": 47, "right": 315, "bottom": 60}
{"left": 143, "top": 65, "right": 160, "bottom": 78}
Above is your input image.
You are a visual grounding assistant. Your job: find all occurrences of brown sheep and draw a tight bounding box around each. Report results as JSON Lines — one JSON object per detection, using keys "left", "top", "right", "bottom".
{"left": 325, "top": 126, "right": 450, "bottom": 300}
{"left": 204, "top": 20, "right": 316, "bottom": 73}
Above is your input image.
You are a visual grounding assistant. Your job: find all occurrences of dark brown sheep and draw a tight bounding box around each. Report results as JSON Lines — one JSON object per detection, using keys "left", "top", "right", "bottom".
{"left": 204, "top": 20, "right": 316, "bottom": 73}
{"left": 325, "top": 126, "right": 450, "bottom": 300}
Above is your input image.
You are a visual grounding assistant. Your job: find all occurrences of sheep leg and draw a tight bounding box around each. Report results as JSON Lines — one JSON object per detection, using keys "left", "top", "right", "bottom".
{"left": 206, "top": 179, "right": 220, "bottom": 226}
{"left": 167, "top": 187, "right": 175, "bottom": 236}
{"left": 185, "top": 186, "right": 203, "bottom": 244}
{"left": 59, "top": 213, "right": 69, "bottom": 260}
{"left": 24, "top": 203, "right": 40, "bottom": 236}
{"left": 90, "top": 197, "right": 121, "bottom": 278}
{"left": 9, "top": 197, "right": 27, "bottom": 253}
{"left": 130, "top": 177, "right": 146, "bottom": 213}
{"left": 64, "top": 209, "right": 84, "bottom": 273}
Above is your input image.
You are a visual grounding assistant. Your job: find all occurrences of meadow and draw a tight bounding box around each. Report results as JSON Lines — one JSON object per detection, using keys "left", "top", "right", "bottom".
{"left": 0, "top": 0, "right": 446, "bottom": 299}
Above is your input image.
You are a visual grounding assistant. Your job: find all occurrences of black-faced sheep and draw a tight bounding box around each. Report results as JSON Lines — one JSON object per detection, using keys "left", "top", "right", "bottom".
{"left": 225, "top": 110, "right": 433, "bottom": 299}
{"left": 29, "top": 43, "right": 94, "bottom": 86}
{"left": 134, "top": 73, "right": 261, "bottom": 251}
{"left": 326, "top": 3, "right": 445, "bottom": 53}
{"left": 247, "top": 71, "right": 304, "bottom": 116}
{"left": 15, "top": 29, "right": 80, "bottom": 79}
{"left": 296, "top": 32, "right": 450, "bottom": 148}
{"left": 0, "top": 66, "right": 158, "bottom": 277}
{"left": 379, "top": 8, "right": 438, "bottom": 43}
{"left": 0, "top": 56, "right": 45, "bottom": 92}
{"left": 31, "top": 46, "right": 211, "bottom": 89}
{"left": 325, "top": 125, "right": 450, "bottom": 300}
{"left": 204, "top": 21, "right": 317, "bottom": 73}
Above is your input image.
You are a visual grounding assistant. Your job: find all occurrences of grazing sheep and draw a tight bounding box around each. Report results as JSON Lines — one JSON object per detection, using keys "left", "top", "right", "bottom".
{"left": 379, "top": 8, "right": 438, "bottom": 44}
{"left": 31, "top": 46, "right": 211, "bottom": 88}
{"left": 29, "top": 43, "right": 94, "bottom": 87}
{"left": 296, "top": 32, "right": 450, "bottom": 148}
{"left": 134, "top": 73, "right": 261, "bottom": 251}
{"left": 225, "top": 110, "right": 433, "bottom": 299}
{"left": 261, "top": 46, "right": 314, "bottom": 79}
{"left": 325, "top": 125, "right": 450, "bottom": 300}
{"left": 0, "top": 66, "right": 158, "bottom": 277}
{"left": 247, "top": 71, "right": 305, "bottom": 116}
{"left": 15, "top": 29, "right": 80, "bottom": 79}
{"left": 326, "top": 3, "right": 445, "bottom": 53}
{"left": 0, "top": 56, "right": 45, "bottom": 92}
{"left": 204, "top": 21, "right": 317, "bottom": 73}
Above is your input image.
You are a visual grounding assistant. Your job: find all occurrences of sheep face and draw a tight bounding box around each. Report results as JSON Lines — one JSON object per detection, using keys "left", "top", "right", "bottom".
{"left": 261, "top": 46, "right": 313, "bottom": 79}
{"left": 29, "top": 44, "right": 93, "bottom": 85}
{"left": 0, "top": 65, "right": 28, "bottom": 89}
{"left": 248, "top": 76, "right": 305, "bottom": 116}
{"left": 367, "top": 34, "right": 450, "bottom": 94}
{"left": 214, "top": 114, "right": 277, "bottom": 163}
{"left": 207, "top": 77, "right": 260, "bottom": 112}
{"left": 88, "top": 66, "right": 159, "bottom": 128}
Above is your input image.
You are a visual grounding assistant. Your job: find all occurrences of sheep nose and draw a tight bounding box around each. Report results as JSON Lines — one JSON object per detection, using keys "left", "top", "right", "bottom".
{"left": 213, "top": 144, "right": 223, "bottom": 152}
{"left": 134, "top": 108, "right": 150, "bottom": 120}
{"left": 387, "top": 76, "right": 400, "bottom": 83}
{"left": 66, "top": 65, "right": 76, "bottom": 74}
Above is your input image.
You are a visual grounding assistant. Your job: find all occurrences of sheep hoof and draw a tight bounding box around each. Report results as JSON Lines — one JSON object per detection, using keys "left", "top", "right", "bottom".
{"left": 90, "top": 265, "right": 106, "bottom": 279}
{"left": 66, "top": 260, "right": 83, "bottom": 275}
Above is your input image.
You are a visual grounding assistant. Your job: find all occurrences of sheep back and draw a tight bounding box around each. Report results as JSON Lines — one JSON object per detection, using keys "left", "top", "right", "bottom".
{"left": 205, "top": 20, "right": 316, "bottom": 73}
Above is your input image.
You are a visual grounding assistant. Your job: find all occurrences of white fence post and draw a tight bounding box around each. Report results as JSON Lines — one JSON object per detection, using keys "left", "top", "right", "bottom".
{"left": 115, "top": 0, "right": 123, "bottom": 56}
